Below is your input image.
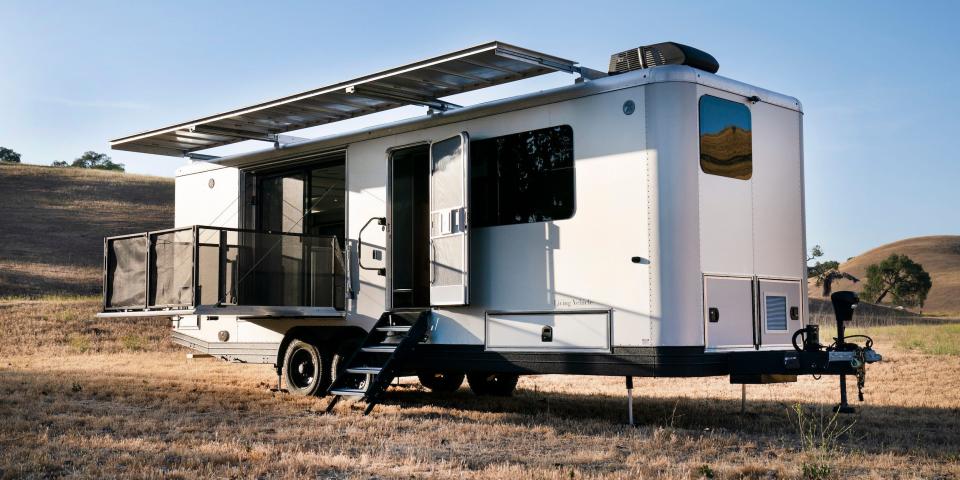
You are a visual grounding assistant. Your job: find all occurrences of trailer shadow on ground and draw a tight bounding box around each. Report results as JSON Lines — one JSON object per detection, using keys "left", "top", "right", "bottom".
{"left": 347, "top": 382, "right": 957, "bottom": 457}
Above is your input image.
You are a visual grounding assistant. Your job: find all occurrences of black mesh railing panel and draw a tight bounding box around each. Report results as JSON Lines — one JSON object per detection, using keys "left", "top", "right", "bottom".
{"left": 106, "top": 236, "right": 147, "bottom": 309}
{"left": 150, "top": 230, "right": 194, "bottom": 307}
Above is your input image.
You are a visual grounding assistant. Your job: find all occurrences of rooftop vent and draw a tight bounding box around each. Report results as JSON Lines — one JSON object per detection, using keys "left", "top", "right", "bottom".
{"left": 608, "top": 42, "right": 719, "bottom": 75}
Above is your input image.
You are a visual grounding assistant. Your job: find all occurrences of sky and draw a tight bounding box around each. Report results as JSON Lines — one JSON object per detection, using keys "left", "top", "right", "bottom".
{"left": 1, "top": 0, "right": 958, "bottom": 262}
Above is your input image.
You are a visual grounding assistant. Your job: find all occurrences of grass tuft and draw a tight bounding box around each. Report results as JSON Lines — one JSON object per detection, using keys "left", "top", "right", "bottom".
{"left": 696, "top": 464, "right": 715, "bottom": 478}
{"left": 67, "top": 334, "right": 91, "bottom": 353}
{"left": 121, "top": 334, "right": 147, "bottom": 351}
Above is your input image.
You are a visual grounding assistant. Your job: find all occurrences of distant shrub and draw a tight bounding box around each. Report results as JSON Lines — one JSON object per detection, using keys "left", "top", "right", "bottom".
{"left": 51, "top": 160, "right": 69, "bottom": 167}
{"left": 71, "top": 151, "right": 125, "bottom": 172}
{"left": 0, "top": 146, "right": 21, "bottom": 163}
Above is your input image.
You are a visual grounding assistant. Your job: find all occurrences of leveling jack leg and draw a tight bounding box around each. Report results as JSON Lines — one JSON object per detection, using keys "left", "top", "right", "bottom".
{"left": 833, "top": 374, "right": 856, "bottom": 414}
{"left": 626, "top": 376, "right": 634, "bottom": 426}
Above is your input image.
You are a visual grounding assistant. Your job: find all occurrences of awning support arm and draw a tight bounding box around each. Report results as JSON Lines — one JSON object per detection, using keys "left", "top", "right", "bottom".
{"left": 345, "top": 85, "right": 462, "bottom": 112}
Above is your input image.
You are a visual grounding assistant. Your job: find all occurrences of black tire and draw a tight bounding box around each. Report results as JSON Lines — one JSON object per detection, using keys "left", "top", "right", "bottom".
{"left": 467, "top": 372, "right": 519, "bottom": 396}
{"left": 282, "top": 339, "right": 331, "bottom": 396}
{"left": 417, "top": 371, "right": 465, "bottom": 393}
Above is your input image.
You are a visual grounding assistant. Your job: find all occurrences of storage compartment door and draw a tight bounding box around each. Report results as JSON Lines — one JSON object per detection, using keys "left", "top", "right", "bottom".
{"left": 704, "top": 275, "right": 755, "bottom": 350}
{"left": 758, "top": 278, "right": 803, "bottom": 347}
{"left": 486, "top": 311, "right": 610, "bottom": 352}
{"left": 429, "top": 133, "right": 470, "bottom": 306}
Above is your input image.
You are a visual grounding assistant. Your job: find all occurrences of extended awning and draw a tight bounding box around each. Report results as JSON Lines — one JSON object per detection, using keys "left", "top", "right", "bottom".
{"left": 111, "top": 41, "right": 584, "bottom": 157}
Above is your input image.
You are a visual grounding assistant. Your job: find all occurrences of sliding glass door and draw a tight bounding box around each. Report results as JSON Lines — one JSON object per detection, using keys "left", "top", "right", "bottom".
{"left": 256, "top": 158, "right": 346, "bottom": 307}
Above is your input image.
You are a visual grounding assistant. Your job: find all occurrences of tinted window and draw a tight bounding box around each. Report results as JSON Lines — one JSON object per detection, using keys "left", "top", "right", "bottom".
{"left": 699, "top": 95, "right": 752, "bottom": 180}
{"left": 470, "top": 125, "right": 574, "bottom": 228}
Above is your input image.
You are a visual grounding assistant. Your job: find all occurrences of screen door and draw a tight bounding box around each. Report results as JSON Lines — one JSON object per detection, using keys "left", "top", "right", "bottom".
{"left": 429, "top": 133, "right": 470, "bottom": 306}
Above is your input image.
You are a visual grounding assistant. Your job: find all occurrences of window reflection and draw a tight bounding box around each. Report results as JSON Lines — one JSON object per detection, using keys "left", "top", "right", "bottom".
{"left": 699, "top": 95, "right": 752, "bottom": 180}
{"left": 470, "top": 125, "right": 575, "bottom": 228}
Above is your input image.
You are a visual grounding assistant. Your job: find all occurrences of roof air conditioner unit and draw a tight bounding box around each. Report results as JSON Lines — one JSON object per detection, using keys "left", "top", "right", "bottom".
{"left": 608, "top": 42, "right": 719, "bottom": 75}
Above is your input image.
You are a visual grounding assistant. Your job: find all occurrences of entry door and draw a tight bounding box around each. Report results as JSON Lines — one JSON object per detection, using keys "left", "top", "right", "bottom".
{"left": 429, "top": 133, "right": 470, "bottom": 306}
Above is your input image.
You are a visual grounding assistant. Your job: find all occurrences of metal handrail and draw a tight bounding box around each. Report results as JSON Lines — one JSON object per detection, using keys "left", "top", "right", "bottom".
{"left": 103, "top": 224, "right": 332, "bottom": 243}
{"left": 357, "top": 217, "right": 386, "bottom": 276}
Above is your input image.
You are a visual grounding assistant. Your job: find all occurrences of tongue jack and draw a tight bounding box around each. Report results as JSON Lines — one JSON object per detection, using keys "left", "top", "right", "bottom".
{"left": 831, "top": 291, "right": 860, "bottom": 414}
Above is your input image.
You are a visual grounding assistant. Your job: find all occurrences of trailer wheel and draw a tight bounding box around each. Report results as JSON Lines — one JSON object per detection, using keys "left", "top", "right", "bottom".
{"left": 466, "top": 373, "right": 519, "bottom": 396}
{"left": 417, "top": 371, "right": 465, "bottom": 393}
{"left": 282, "top": 339, "right": 331, "bottom": 396}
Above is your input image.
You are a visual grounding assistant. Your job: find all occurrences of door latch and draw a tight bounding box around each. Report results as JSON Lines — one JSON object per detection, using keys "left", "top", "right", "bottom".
{"left": 541, "top": 325, "right": 553, "bottom": 342}
{"left": 708, "top": 307, "right": 720, "bottom": 323}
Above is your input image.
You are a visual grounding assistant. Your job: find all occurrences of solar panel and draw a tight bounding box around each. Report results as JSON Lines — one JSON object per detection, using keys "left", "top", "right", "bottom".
{"left": 111, "top": 42, "right": 580, "bottom": 157}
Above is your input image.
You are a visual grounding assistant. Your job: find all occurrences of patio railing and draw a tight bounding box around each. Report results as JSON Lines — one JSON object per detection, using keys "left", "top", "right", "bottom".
{"left": 103, "top": 226, "right": 345, "bottom": 312}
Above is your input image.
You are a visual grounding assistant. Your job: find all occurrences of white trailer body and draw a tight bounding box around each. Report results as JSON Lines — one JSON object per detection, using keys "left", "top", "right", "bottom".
{"left": 100, "top": 42, "right": 877, "bottom": 404}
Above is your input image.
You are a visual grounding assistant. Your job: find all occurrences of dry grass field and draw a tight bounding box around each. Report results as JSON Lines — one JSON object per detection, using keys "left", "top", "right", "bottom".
{"left": 0, "top": 163, "right": 173, "bottom": 297}
{"left": 1, "top": 297, "right": 958, "bottom": 479}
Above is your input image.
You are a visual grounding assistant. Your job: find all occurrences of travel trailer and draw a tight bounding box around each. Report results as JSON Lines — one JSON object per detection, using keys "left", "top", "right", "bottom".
{"left": 99, "top": 41, "right": 880, "bottom": 414}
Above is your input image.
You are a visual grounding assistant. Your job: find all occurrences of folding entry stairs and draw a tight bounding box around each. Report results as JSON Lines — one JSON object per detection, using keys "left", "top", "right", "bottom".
{"left": 325, "top": 310, "right": 431, "bottom": 415}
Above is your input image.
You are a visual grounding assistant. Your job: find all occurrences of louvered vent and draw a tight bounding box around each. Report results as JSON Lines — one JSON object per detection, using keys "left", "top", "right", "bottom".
{"left": 608, "top": 42, "right": 719, "bottom": 75}
{"left": 608, "top": 49, "right": 642, "bottom": 74}
{"left": 766, "top": 296, "right": 788, "bottom": 331}
{"left": 640, "top": 45, "right": 666, "bottom": 67}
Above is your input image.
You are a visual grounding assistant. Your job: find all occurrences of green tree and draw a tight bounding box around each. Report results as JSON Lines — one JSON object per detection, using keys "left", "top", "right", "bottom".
{"left": 808, "top": 259, "right": 839, "bottom": 279}
{"left": 0, "top": 146, "right": 21, "bottom": 163}
{"left": 71, "top": 151, "right": 124, "bottom": 171}
{"left": 51, "top": 160, "right": 69, "bottom": 167}
{"left": 807, "top": 245, "right": 858, "bottom": 296}
{"left": 806, "top": 244, "right": 824, "bottom": 263}
{"left": 861, "top": 254, "right": 932, "bottom": 308}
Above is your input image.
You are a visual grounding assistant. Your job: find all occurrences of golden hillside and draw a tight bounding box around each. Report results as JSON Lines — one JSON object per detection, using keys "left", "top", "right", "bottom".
{"left": 809, "top": 236, "right": 960, "bottom": 315}
{"left": 0, "top": 163, "right": 173, "bottom": 296}
{"left": 700, "top": 125, "right": 752, "bottom": 180}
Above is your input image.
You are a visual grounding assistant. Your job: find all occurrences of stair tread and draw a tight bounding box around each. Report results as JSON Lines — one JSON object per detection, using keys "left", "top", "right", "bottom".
{"left": 376, "top": 326, "right": 411, "bottom": 333}
{"left": 330, "top": 388, "right": 368, "bottom": 397}
{"left": 346, "top": 367, "right": 382, "bottom": 374}
{"left": 362, "top": 345, "right": 397, "bottom": 352}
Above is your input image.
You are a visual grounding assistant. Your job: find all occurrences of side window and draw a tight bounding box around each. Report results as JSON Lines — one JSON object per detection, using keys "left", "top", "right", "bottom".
{"left": 470, "top": 125, "right": 575, "bottom": 228}
{"left": 699, "top": 95, "right": 752, "bottom": 180}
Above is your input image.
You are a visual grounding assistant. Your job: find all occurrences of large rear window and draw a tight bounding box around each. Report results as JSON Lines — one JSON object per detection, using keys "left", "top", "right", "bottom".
{"left": 699, "top": 95, "right": 752, "bottom": 180}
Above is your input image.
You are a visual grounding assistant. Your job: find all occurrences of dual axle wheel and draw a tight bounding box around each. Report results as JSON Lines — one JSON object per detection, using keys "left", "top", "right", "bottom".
{"left": 417, "top": 371, "right": 519, "bottom": 396}
{"left": 281, "top": 338, "right": 518, "bottom": 397}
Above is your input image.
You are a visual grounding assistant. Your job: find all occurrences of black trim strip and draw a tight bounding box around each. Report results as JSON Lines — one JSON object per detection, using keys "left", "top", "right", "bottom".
{"left": 406, "top": 344, "right": 858, "bottom": 378}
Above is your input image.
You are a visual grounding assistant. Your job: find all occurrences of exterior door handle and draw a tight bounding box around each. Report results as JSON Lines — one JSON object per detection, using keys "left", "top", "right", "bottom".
{"left": 358, "top": 216, "right": 386, "bottom": 276}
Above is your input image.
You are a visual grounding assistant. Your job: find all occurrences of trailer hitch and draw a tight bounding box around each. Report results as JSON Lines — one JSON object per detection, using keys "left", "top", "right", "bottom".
{"left": 790, "top": 291, "right": 882, "bottom": 412}
{"left": 827, "top": 291, "right": 880, "bottom": 413}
